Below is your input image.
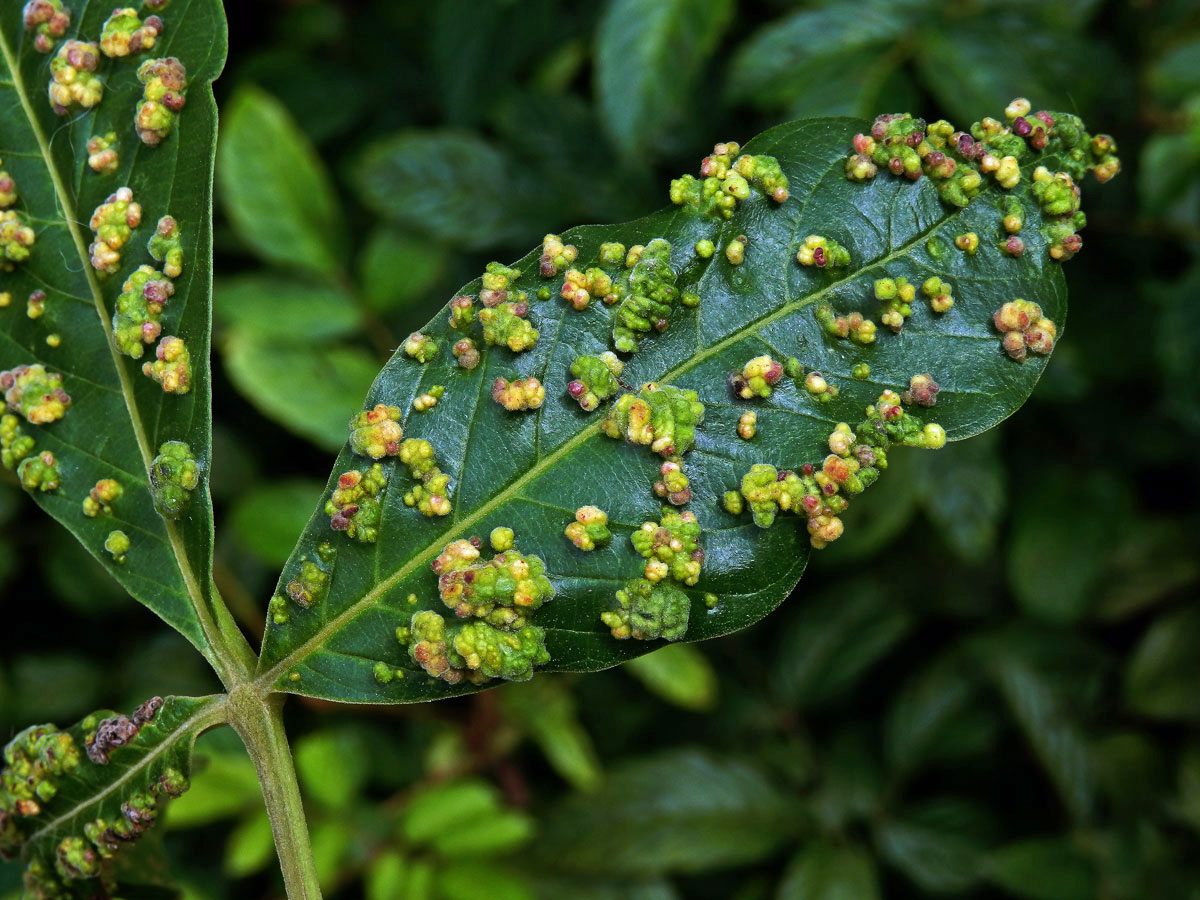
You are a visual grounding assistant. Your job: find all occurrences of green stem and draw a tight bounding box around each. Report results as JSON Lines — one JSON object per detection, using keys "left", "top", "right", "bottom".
{"left": 229, "top": 687, "right": 322, "bottom": 900}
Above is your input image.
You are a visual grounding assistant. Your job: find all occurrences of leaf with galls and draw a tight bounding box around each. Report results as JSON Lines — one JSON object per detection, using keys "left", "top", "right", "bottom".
{"left": 259, "top": 102, "right": 1118, "bottom": 703}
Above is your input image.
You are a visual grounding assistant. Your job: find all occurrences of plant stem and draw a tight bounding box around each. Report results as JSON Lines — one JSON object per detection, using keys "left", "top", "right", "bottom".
{"left": 229, "top": 687, "right": 322, "bottom": 900}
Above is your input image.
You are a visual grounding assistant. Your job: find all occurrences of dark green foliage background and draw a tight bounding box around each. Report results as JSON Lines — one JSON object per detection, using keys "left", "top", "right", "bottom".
{"left": 2, "top": 0, "right": 1198, "bottom": 897}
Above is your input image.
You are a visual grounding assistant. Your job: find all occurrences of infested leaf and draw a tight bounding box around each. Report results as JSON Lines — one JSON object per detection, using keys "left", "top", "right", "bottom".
{"left": 250, "top": 110, "right": 1117, "bottom": 703}
{"left": 0, "top": 1, "right": 234, "bottom": 670}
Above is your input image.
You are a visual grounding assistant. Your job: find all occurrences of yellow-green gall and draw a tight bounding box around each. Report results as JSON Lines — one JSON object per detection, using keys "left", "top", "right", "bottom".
{"left": 565, "top": 506, "right": 610, "bottom": 551}
{"left": 490, "top": 526, "right": 514, "bottom": 552}
{"left": 286, "top": 547, "right": 335, "bottom": 608}
{"left": 24, "top": 0, "right": 71, "bottom": 53}
{"left": 612, "top": 238, "right": 680, "bottom": 353}
{"left": 874, "top": 276, "right": 916, "bottom": 332}
{"left": 631, "top": 509, "right": 703, "bottom": 586}
{"left": 828, "top": 422, "right": 855, "bottom": 457}
{"left": 373, "top": 661, "right": 397, "bottom": 684}
{"left": 83, "top": 479, "right": 123, "bottom": 517}
{"left": 902, "top": 374, "right": 940, "bottom": 407}
{"left": 922, "top": 423, "right": 947, "bottom": 449}
{"left": 104, "top": 530, "right": 129, "bottom": 564}
{"left": 49, "top": 41, "right": 103, "bottom": 115}
{"left": 815, "top": 304, "right": 876, "bottom": 345}
{"left": 269, "top": 595, "right": 289, "bottom": 625}
{"left": 142, "top": 335, "right": 191, "bottom": 393}
{"left": 654, "top": 458, "right": 692, "bottom": 505}
{"left": 625, "top": 244, "right": 645, "bottom": 267}
{"left": 399, "top": 439, "right": 452, "bottom": 517}
{"left": 704, "top": 592, "right": 719, "bottom": 609}
{"left": 100, "top": 8, "right": 163, "bottom": 58}
{"left": 562, "top": 266, "right": 615, "bottom": 310}
{"left": 1005, "top": 97, "right": 1032, "bottom": 120}
{"left": 955, "top": 232, "right": 979, "bottom": 254}
{"left": 26, "top": 290, "right": 45, "bottom": 319}
{"left": 1, "top": 415, "right": 34, "bottom": 470}
{"left": 89, "top": 187, "right": 142, "bottom": 275}
{"left": 0, "top": 293, "right": 9, "bottom": 307}
{"left": 852, "top": 363, "right": 871, "bottom": 380}
{"left": 731, "top": 355, "right": 784, "bottom": 399}
{"left": 480, "top": 261, "right": 523, "bottom": 306}
{"left": 147, "top": 215, "right": 183, "bottom": 278}
{"left": 993, "top": 299, "right": 1056, "bottom": 361}
{"left": 995, "top": 155, "right": 1021, "bottom": 189}
{"left": 695, "top": 239, "right": 715, "bottom": 258}
{"left": 19, "top": 451, "right": 60, "bottom": 493}
{"left": 492, "top": 376, "right": 545, "bottom": 411}
{"left": 796, "top": 234, "right": 850, "bottom": 268}
{"left": 0, "top": 211, "right": 36, "bottom": 269}
{"left": 409, "top": 610, "right": 550, "bottom": 684}
{"left": 725, "top": 235, "right": 747, "bottom": 265}
{"left": 670, "top": 143, "right": 788, "bottom": 218}
{"left": 413, "top": 386, "right": 445, "bottom": 412}
{"left": 150, "top": 441, "right": 199, "bottom": 518}
{"left": 0, "top": 168, "right": 17, "bottom": 208}
{"left": 603, "top": 578, "right": 690, "bottom": 642}
{"left": 349, "top": 403, "right": 403, "bottom": 458}
{"left": 433, "top": 540, "right": 555, "bottom": 620}
{"left": 921, "top": 276, "right": 954, "bottom": 313}
{"left": 87, "top": 133, "right": 119, "bottom": 175}
{"left": 539, "top": 233, "right": 578, "bottom": 276}
{"left": 327, "top": 463, "right": 388, "bottom": 541}
{"left": 449, "top": 295, "right": 475, "bottom": 329}
{"left": 403, "top": 331, "right": 439, "bottom": 363}
{"left": 723, "top": 490, "right": 743, "bottom": 514}
{"left": 136, "top": 57, "right": 188, "bottom": 146}
{"left": 2, "top": 363, "right": 71, "bottom": 424}
{"left": 567, "top": 352, "right": 622, "bottom": 412}
{"left": 480, "top": 302, "right": 539, "bottom": 352}
{"left": 737, "top": 411, "right": 757, "bottom": 439}
{"left": 45, "top": 333, "right": 60, "bottom": 348}
{"left": 452, "top": 338, "right": 480, "bottom": 370}
{"left": 602, "top": 382, "right": 704, "bottom": 457}
{"left": 112, "top": 265, "right": 173, "bottom": 357}
{"left": 802, "top": 370, "right": 838, "bottom": 403}
{"left": 599, "top": 242, "right": 626, "bottom": 266}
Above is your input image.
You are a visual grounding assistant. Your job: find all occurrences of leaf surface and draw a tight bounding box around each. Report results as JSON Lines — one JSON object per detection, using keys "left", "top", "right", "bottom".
{"left": 257, "top": 114, "right": 1099, "bottom": 703}
{"left": 0, "top": 2, "right": 231, "bottom": 669}
{"left": 5, "top": 695, "right": 226, "bottom": 896}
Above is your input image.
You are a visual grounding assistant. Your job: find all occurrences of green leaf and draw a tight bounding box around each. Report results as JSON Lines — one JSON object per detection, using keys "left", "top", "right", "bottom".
{"left": 986, "top": 838, "right": 1095, "bottom": 900}
{"left": 220, "top": 331, "right": 379, "bottom": 452}
{"left": 0, "top": 3, "right": 236, "bottom": 672}
{"left": 623, "top": 644, "right": 718, "bottom": 711}
{"left": 359, "top": 229, "right": 447, "bottom": 315}
{"left": 214, "top": 274, "right": 361, "bottom": 343}
{"left": 293, "top": 730, "right": 369, "bottom": 810}
{"left": 222, "top": 809, "right": 274, "bottom": 878}
{"left": 777, "top": 841, "right": 881, "bottom": 900}
{"left": 352, "top": 131, "right": 526, "bottom": 249}
{"left": 1124, "top": 605, "right": 1200, "bottom": 722}
{"left": 884, "top": 650, "right": 998, "bottom": 779}
{"left": 531, "top": 750, "right": 794, "bottom": 876}
{"left": 726, "top": 3, "right": 923, "bottom": 113}
{"left": 216, "top": 86, "right": 345, "bottom": 276}
{"left": 974, "top": 635, "right": 1096, "bottom": 821}
{"left": 253, "top": 112, "right": 1113, "bottom": 703}
{"left": 875, "top": 798, "right": 995, "bottom": 893}
{"left": 595, "top": 0, "right": 733, "bottom": 158}
{"left": 773, "top": 579, "right": 914, "bottom": 709}
{"left": 228, "top": 479, "right": 328, "bottom": 567}
{"left": 2, "top": 696, "right": 226, "bottom": 896}
{"left": 499, "top": 679, "right": 604, "bottom": 791}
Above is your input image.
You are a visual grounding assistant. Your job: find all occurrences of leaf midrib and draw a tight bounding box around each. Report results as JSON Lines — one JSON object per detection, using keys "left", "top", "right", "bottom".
{"left": 0, "top": 26, "right": 238, "bottom": 686}
{"left": 254, "top": 191, "right": 967, "bottom": 692}
{"left": 24, "top": 696, "right": 228, "bottom": 847}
